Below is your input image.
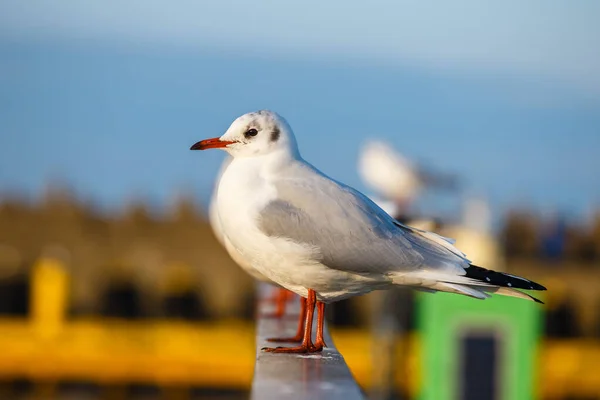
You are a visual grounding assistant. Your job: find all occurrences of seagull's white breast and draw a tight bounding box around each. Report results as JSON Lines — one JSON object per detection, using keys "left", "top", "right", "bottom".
{"left": 216, "top": 157, "right": 281, "bottom": 267}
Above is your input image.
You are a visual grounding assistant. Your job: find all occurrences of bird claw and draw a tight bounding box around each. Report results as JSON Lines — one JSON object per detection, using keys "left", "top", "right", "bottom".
{"left": 261, "top": 345, "right": 321, "bottom": 354}
{"left": 310, "top": 341, "right": 326, "bottom": 352}
{"left": 267, "top": 336, "right": 303, "bottom": 343}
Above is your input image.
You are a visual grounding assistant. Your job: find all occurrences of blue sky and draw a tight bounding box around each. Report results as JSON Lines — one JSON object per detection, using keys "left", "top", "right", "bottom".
{"left": 1, "top": 1, "right": 599, "bottom": 222}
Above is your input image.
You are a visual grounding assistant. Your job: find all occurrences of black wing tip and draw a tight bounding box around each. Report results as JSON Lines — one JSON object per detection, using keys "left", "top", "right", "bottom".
{"left": 532, "top": 296, "right": 544, "bottom": 304}
{"left": 530, "top": 282, "right": 547, "bottom": 291}
{"left": 467, "top": 264, "right": 547, "bottom": 292}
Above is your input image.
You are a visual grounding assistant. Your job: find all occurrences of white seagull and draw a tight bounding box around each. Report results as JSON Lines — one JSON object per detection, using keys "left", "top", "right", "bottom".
{"left": 191, "top": 110, "right": 546, "bottom": 353}
{"left": 358, "top": 139, "right": 458, "bottom": 212}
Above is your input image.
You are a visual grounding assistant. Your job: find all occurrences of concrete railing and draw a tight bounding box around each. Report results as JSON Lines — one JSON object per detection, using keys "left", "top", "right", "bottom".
{"left": 251, "top": 285, "right": 365, "bottom": 400}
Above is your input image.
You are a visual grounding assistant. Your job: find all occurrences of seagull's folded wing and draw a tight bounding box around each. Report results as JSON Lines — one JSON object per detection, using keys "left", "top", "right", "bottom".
{"left": 256, "top": 162, "right": 469, "bottom": 277}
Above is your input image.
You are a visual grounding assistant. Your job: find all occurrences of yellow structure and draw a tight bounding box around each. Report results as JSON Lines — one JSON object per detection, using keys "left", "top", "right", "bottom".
{"left": 0, "top": 257, "right": 598, "bottom": 399}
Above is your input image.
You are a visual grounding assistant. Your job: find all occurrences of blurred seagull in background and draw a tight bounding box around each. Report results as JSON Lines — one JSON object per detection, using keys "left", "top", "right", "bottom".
{"left": 358, "top": 139, "right": 459, "bottom": 219}
{"left": 191, "top": 110, "right": 546, "bottom": 354}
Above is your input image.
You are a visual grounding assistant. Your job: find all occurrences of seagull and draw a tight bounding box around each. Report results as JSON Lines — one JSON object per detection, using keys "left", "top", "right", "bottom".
{"left": 191, "top": 110, "right": 546, "bottom": 353}
{"left": 358, "top": 139, "right": 458, "bottom": 219}
{"left": 358, "top": 140, "right": 423, "bottom": 210}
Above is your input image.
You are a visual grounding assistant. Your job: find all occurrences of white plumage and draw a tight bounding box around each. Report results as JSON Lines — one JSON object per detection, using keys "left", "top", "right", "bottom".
{"left": 194, "top": 110, "right": 545, "bottom": 304}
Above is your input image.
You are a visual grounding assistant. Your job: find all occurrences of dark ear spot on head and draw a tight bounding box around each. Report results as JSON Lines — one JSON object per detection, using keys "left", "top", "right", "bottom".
{"left": 270, "top": 126, "right": 280, "bottom": 142}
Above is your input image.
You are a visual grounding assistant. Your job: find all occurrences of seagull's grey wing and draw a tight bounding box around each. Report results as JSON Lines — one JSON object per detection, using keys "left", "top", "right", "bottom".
{"left": 258, "top": 163, "right": 469, "bottom": 275}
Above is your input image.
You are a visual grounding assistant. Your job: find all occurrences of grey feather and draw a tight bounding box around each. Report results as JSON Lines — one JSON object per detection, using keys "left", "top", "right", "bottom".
{"left": 257, "top": 162, "right": 469, "bottom": 275}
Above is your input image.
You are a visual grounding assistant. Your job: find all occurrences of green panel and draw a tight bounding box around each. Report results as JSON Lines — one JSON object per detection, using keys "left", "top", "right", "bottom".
{"left": 416, "top": 292, "right": 542, "bottom": 400}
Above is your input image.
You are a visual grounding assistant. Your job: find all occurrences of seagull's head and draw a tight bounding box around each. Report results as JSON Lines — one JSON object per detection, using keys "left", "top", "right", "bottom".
{"left": 191, "top": 110, "right": 298, "bottom": 158}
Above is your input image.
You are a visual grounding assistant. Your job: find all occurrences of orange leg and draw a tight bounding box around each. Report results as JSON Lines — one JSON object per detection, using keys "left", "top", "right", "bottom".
{"left": 267, "top": 297, "right": 307, "bottom": 343}
{"left": 262, "top": 289, "right": 324, "bottom": 353}
{"left": 263, "top": 287, "right": 295, "bottom": 304}
{"left": 283, "top": 289, "right": 295, "bottom": 302}
{"left": 311, "top": 301, "right": 327, "bottom": 351}
{"left": 263, "top": 287, "right": 282, "bottom": 302}
{"left": 261, "top": 288, "right": 290, "bottom": 318}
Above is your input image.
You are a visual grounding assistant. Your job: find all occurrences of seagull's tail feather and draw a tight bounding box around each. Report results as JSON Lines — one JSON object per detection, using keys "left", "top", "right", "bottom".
{"left": 480, "top": 286, "right": 544, "bottom": 304}
{"left": 412, "top": 282, "right": 544, "bottom": 303}
{"left": 426, "top": 282, "right": 491, "bottom": 300}
{"left": 395, "top": 264, "right": 545, "bottom": 303}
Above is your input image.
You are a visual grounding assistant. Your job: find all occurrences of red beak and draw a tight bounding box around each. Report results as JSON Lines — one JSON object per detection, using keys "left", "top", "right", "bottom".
{"left": 190, "top": 137, "right": 235, "bottom": 150}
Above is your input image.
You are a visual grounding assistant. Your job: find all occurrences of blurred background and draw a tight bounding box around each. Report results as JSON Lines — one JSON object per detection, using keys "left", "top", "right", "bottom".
{"left": 0, "top": 1, "right": 599, "bottom": 399}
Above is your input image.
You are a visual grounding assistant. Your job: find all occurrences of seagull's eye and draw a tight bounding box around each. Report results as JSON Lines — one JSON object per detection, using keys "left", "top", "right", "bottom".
{"left": 244, "top": 128, "right": 259, "bottom": 138}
